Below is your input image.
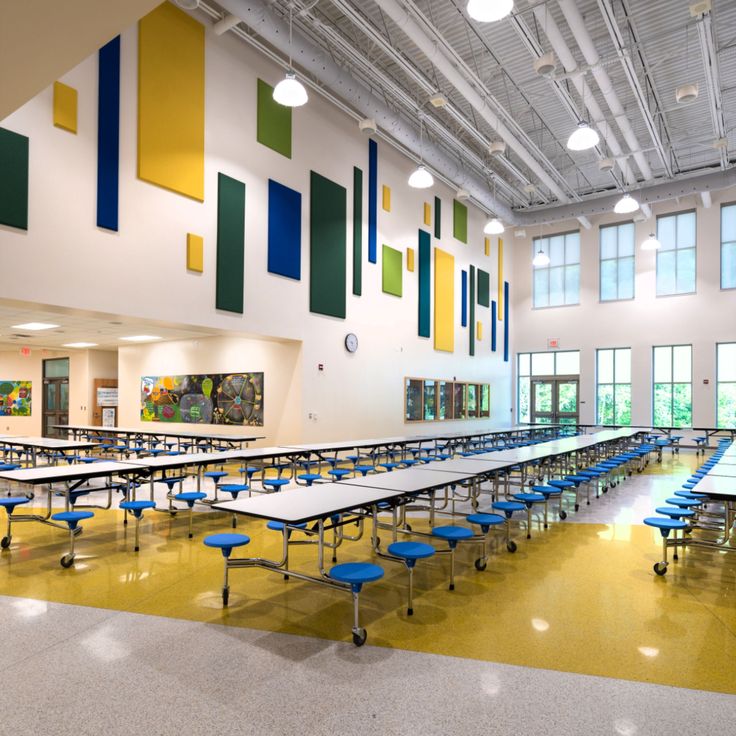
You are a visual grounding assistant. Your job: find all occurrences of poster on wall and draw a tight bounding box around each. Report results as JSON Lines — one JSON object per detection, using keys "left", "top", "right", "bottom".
{"left": 140, "top": 373, "right": 264, "bottom": 426}
{"left": 0, "top": 380, "right": 32, "bottom": 416}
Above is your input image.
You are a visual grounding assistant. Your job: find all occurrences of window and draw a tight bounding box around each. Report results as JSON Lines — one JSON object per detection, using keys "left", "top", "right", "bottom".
{"left": 717, "top": 343, "right": 736, "bottom": 427}
{"left": 596, "top": 348, "right": 632, "bottom": 425}
{"left": 721, "top": 204, "right": 736, "bottom": 289}
{"left": 532, "top": 231, "right": 580, "bottom": 308}
{"left": 405, "top": 378, "right": 490, "bottom": 422}
{"left": 653, "top": 345, "right": 692, "bottom": 427}
{"left": 517, "top": 350, "right": 580, "bottom": 422}
{"left": 656, "top": 211, "right": 696, "bottom": 296}
{"left": 600, "top": 223, "right": 634, "bottom": 301}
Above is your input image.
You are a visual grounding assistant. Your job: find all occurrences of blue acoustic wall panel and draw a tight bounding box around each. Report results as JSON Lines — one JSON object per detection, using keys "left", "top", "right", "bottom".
{"left": 418, "top": 229, "right": 431, "bottom": 337}
{"left": 469, "top": 265, "right": 475, "bottom": 356}
{"left": 368, "top": 138, "right": 377, "bottom": 263}
{"left": 267, "top": 178, "right": 302, "bottom": 280}
{"left": 461, "top": 270, "right": 467, "bottom": 327}
{"left": 491, "top": 300, "right": 497, "bottom": 352}
{"left": 97, "top": 35, "right": 120, "bottom": 231}
{"left": 503, "top": 282, "right": 509, "bottom": 362}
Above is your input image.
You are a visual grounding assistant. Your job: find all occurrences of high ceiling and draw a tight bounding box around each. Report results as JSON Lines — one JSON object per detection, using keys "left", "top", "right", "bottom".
{"left": 201, "top": 0, "right": 736, "bottom": 221}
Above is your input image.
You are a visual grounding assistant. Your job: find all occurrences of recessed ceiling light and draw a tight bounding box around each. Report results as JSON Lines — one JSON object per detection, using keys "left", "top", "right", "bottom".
{"left": 62, "top": 342, "right": 99, "bottom": 348}
{"left": 11, "top": 322, "right": 60, "bottom": 331}
{"left": 120, "top": 335, "right": 161, "bottom": 342}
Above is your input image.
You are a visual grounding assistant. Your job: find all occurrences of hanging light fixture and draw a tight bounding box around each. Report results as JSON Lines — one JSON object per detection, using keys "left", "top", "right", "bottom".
{"left": 408, "top": 116, "right": 434, "bottom": 189}
{"left": 273, "top": 6, "right": 308, "bottom": 107}
{"left": 466, "top": 0, "right": 514, "bottom": 22}
{"left": 532, "top": 248, "right": 550, "bottom": 267}
{"left": 567, "top": 121, "right": 599, "bottom": 151}
{"left": 484, "top": 218, "right": 504, "bottom": 235}
{"left": 614, "top": 193, "right": 639, "bottom": 214}
{"left": 641, "top": 233, "right": 661, "bottom": 251}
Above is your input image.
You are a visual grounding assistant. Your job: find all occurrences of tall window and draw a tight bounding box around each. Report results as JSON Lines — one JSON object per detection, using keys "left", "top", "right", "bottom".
{"left": 600, "top": 223, "right": 634, "bottom": 301}
{"left": 653, "top": 345, "right": 692, "bottom": 427}
{"left": 721, "top": 204, "right": 736, "bottom": 289}
{"left": 533, "top": 231, "right": 580, "bottom": 308}
{"left": 717, "top": 343, "right": 736, "bottom": 427}
{"left": 656, "top": 211, "right": 696, "bottom": 296}
{"left": 596, "top": 348, "right": 632, "bottom": 425}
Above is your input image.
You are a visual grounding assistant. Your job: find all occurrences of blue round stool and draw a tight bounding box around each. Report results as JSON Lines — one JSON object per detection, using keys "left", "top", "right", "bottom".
{"left": 174, "top": 491, "right": 207, "bottom": 538}
{"left": 532, "top": 484, "right": 567, "bottom": 520}
{"left": 387, "top": 540, "right": 435, "bottom": 615}
{"left": 204, "top": 533, "right": 251, "bottom": 606}
{"left": 297, "top": 473, "right": 323, "bottom": 486}
{"left": 263, "top": 478, "right": 290, "bottom": 492}
{"left": 431, "top": 525, "right": 474, "bottom": 590}
{"left": 491, "top": 500, "right": 525, "bottom": 552}
{"left": 328, "top": 468, "right": 352, "bottom": 481}
{"left": 644, "top": 516, "right": 687, "bottom": 575}
{"left": 0, "top": 496, "right": 31, "bottom": 549}
{"left": 204, "top": 470, "right": 228, "bottom": 501}
{"left": 329, "top": 562, "right": 384, "bottom": 646}
{"left": 51, "top": 510, "right": 94, "bottom": 567}
{"left": 119, "top": 499, "right": 156, "bottom": 551}
{"left": 467, "top": 512, "right": 504, "bottom": 569}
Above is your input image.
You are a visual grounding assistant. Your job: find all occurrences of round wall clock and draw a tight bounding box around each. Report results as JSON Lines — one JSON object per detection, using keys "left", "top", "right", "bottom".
{"left": 344, "top": 333, "right": 359, "bottom": 353}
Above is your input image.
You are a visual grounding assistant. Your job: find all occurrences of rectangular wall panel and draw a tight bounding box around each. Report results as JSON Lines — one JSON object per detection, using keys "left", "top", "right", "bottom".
{"left": 477, "top": 321, "right": 483, "bottom": 341}
{"left": 187, "top": 233, "right": 203, "bottom": 272}
{"left": 382, "top": 244, "right": 402, "bottom": 296}
{"left": 418, "top": 229, "right": 431, "bottom": 338}
{"left": 368, "top": 138, "right": 377, "bottom": 263}
{"left": 382, "top": 185, "right": 391, "bottom": 212}
{"left": 498, "top": 237, "right": 504, "bottom": 320}
{"left": 138, "top": 3, "right": 204, "bottom": 200}
{"left": 310, "top": 171, "right": 347, "bottom": 318}
{"left": 478, "top": 269, "right": 490, "bottom": 307}
{"left": 503, "top": 281, "right": 509, "bottom": 362}
{"left": 267, "top": 179, "right": 301, "bottom": 280}
{"left": 491, "top": 300, "right": 497, "bottom": 352}
{"left": 469, "top": 264, "right": 475, "bottom": 356}
{"left": 353, "top": 167, "right": 363, "bottom": 296}
{"left": 0, "top": 127, "right": 29, "bottom": 230}
{"left": 434, "top": 196, "right": 441, "bottom": 239}
{"left": 97, "top": 35, "right": 120, "bottom": 231}
{"left": 423, "top": 202, "right": 431, "bottom": 226}
{"left": 216, "top": 173, "right": 246, "bottom": 313}
{"left": 434, "top": 247, "right": 454, "bottom": 352}
{"left": 453, "top": 199, "right": 467, "bottom": 243}
{"left": 407, "top": 247, "right": 415, "bottom": 272}
{"left": 485, "top": 237, "right": 490, "bottom": 257}
{"left": 53, "top": 81, "right": 77, "bottom": 133}
{"left": 257, "top": 78, "right": 292, "bottom": 158}
{"left": 461, "top": 270, "right": 467, "bottom": 327}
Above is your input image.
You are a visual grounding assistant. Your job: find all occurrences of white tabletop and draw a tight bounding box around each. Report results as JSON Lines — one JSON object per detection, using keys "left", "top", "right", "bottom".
{"left": 706, "top": 463, "right": 736, "bottom": 477}
{"left": 54, "top": 424, "right": 264, "bottom": 442}
{"left": 0, "top": 436, "right": 97, "bottom": 451}
{"left": 122, "top": 451, "right": 244, "bottom": 470}
{"left": 422, "top": 457, "right": 511, "bottom": 474}
{"left": 338, "top": 468, "right": 473, "bottom": 492}
{"left": 0, "top": 461, "right": 142, "bottom": 485}
{"left": 688, "top": 475, "right": 736, "bottom": 500}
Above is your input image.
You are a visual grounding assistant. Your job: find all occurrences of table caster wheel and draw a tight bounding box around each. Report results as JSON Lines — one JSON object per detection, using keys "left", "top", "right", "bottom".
{"left": 222, "top": 587, "right": 230, "bottom": 606}
{"left": 1, "top": 536, "right": 11, "bottom": 549}
{"left": 559, "top": 510, "right": 567, "bottom": 520}
{"left": 60, "top": 554, "right": 74, "bottom": 568}
{"left": 653, "top": 562, "right": 667, "bottom": 576}
{"left": 506, "top": 540, "right": 517, "bottom": 553}
{"left": 405, "top": 524, "right": 412, "bottom": 532}
{"left": 574, "top": 504, "right": 580, "bottom": 512}
{"left": 231, "top": 517, "right": 237, "bottom": 529}
{"left": 474, "top": 558, "right": 487, "bottom": 571}
{"left": 352, "top": 628, "right": 367, "bottom": 647}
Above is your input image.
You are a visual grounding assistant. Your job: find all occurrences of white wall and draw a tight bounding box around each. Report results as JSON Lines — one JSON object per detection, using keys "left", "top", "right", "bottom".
{"left": 512, "top": 189, "right": 736, "bottom": 428}
{"left": 0, "top": 8, "right": 513, "bottom": 441}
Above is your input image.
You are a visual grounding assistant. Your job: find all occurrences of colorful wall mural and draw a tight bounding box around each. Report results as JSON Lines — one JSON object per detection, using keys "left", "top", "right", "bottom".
{"left": 141, "top": 373, "right": 263, "bottom": 426}
{"left": 0, "top": 381, "right": 32, "bottom": 416}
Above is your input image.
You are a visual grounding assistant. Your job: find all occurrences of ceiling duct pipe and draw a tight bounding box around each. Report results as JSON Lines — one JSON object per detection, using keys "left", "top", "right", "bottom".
{"left": 215, "top": 0, "right": 515, "bottom": 221}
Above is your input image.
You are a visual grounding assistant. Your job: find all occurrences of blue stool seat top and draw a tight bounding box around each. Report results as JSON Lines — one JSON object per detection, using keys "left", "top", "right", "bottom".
{"left": 329, "top": 562, "right": 384, "bottom": 586}
{"left": 354, "top": 465, "right": 375, "bottom": 475}
{"left": 175, "top": 491, "right": 207, "bottom": 502}
{"left": 674, "top": 490, "right": 706, "bottom": 499}
{"left": 239, "top": 466, "right": 259, "bottom": 474}
{"left": 204, "top": 533, "right": 250, "bottom": 550}
{"left": 565, "top": 475, "right": 589, "bottom": 484}
{"left": 492, "top": 500, "right": 525, "bottom": 512}
{"left": 432, "top": 525, "right": 474, "bottom": 541}
{"left": 378, "top": 462, "right": 400, "bottom": 470}
{"left": 548, "top": 479, "right": 574, "bottom": 488}
{"left": 532, "top": 485, "right": 559, "bottom": 496}
{"left": 400, "top": 459, "right": 418, "bottom": 466}
{"left": 467, "top": 512, "right": 505, "bottom": 527}
{"left": 664, "top": 497, "right": 701, "bottom": 508}
{"left": 266, "top": 520, "right": 308, "bottom": 531}
{"left": 643, "top": 516, "right": 688, "bottom": 531}
{"left": 52, "top": 510, "right": 94, "bottom": 523}
{"left": 0, "top": 497, "right": 31, "bottom": 509}
{"left": 328, "top": 468, "right": 351, "bottom": 478}
{"left": 220, "top": 483, "right": 248, "bottom": 493}
{"left": 513, "top": 492, "right": 546, "bottom": 503}
{"left": 655, "top": 506, "right": 696, "bottom": 518}
{"left": 205, "top": 471, "right": 228, "bottom": 479}
{"left": 578, "top": 469, "right": 603, "bottom": 477}
{"left": 0, "top": 463, "right": 20, "bottom": 470}
{"left": 298, "top": 473, "right": 323, "bottom": 482}
{"left": 263, "top": 478, "right": 290, "bottom": 489}
{"left": 120, "top": 500, "right": 156, "bottom": 511}
{"left": 387, "top": 540, "right": 436, "bottom": 559}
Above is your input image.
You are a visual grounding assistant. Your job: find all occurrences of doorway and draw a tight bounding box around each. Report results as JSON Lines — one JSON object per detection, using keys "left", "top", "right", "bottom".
{"left": 42, "top": 357, "right": 69, "bottom": 438}
{"left": 531, "top": 376, "right": 579, "bottom": 425}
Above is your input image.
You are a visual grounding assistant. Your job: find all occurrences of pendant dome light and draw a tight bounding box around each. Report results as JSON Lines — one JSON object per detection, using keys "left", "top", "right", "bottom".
{"left": 614, "top": 193, "right": 639, "bottom": 214}
{"left": 532, "top": 248, "right": 550, "bottom": 267}
{"left": 566, "top": 81, "right": 599, "bottom": 151}
{"left": 484, "top": 176, "right": 504, "bottom": 233}
{"left": 408, "top": 116, "right": 434, "bottom": 189}
{"left": 273, "top": 6, "right": 308, "bottom": 107}
{"left": 466, "top": 0, "right": 514, "bottom": 22}
{"left": 641, "top": 233, "right": 661, "bottom": 251}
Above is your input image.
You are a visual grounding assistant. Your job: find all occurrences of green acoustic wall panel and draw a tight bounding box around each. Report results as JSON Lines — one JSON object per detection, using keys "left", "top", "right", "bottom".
{"left": 434, "top": 196, "right": 441, "bottom": 239}
{"left": 418, "top": 229, "right": 431, "bottom": 337}
{"left": 353, "top": 166, "right": 363, "bottom": 296}
{"left": 257, "top": 79, "right": 292, "bottom": 158}
{"left": 216, "top": 173, "right": 246, "bottom": 313}
{"left": 477, "top": 268, "right": 490, "bottom": 307}
{"left": 310, "top": 170, "right": 347, "bottom": 318}
{"left": 453, "top": 199, "right": 468, "bottom": 243}
{"left": 469, "top": 265, "right": 476, "bottom": 356}
{"left": 382, "top": 244, "right": 402, "bottom": 296}
{"left": 0, "top": 127, "right": 29, "bottom": 230}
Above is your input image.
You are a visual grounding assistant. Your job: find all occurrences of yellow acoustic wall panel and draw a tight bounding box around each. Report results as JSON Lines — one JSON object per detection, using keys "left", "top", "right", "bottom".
{"left": 53, "top": 81, "right": 77, "bottom": 133}
{"left": 138, "top": 2, "right": 204, "bottom": 201}
{"left": 187, "top": 233, "right": 203, "bottom": 272}
{"left": 477, "top": 321, "right": 483, "bottom": 341}
{"left": 484, "top": 237, "right": 490, "bottom": 257}
{"left": 407, "top": 247, "right": 415, "bottom": 272}
{"left": 434, "top": 247, "right": 454, "bottom": 352}
{"left": 498, "top": 237, "right": 504, "bottom": 320}
{"left": 382, "top": 185, "right": 391, "bottom": 212}
{"left": 423, "top": 202, "right": 431, "bottom": 226}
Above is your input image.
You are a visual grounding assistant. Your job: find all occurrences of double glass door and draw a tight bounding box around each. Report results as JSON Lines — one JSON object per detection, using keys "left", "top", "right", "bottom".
{"left": 531, "top": 376, "right": 578, "bottom": 425}
{"left": 42, "top": 358, "right": 69, "bottom": 438}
